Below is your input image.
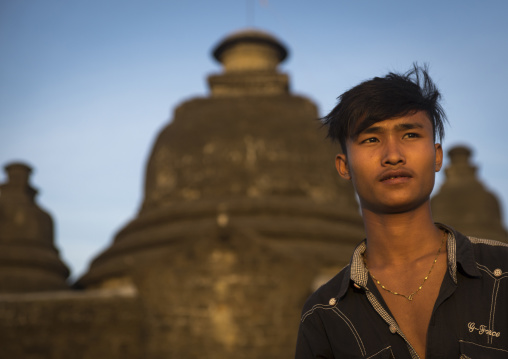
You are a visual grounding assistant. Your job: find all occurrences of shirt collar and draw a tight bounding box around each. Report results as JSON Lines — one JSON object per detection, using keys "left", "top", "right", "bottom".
{"left": 337, "top": 240, "right": 368, "bottom": 299}
{"left": 337, "top": 223, "right": 481, "bottom": 299}
{"left": 438, "top": 223, "right": 481, "bottom": 281}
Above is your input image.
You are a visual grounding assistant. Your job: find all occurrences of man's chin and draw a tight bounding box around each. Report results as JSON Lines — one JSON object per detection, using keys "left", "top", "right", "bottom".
{"left": 361, "top": 198, "right": 430, "bottom": 215}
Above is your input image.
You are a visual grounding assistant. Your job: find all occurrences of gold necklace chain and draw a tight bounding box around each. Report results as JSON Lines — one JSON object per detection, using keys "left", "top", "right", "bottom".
{"left": 363, "top": 232, "right": 447, "bottom": 301}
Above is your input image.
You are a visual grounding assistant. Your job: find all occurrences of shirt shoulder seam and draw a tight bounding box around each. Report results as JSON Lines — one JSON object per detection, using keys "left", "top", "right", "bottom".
{"left": 467, "top": 236, "right": 508, "bottom": 248}
{"left": 300, "top": 303, "right": 335, "bottom": 323}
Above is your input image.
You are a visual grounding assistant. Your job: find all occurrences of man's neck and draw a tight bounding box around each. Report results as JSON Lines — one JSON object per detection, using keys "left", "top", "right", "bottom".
{"left": 361, "top": 203, "right": 443, "bottom": 267}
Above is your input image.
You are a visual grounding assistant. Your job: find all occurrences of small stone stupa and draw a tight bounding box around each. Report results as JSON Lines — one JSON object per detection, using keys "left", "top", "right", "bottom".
{"left": 432, "top": 145, "right": 508, "bottom": 242}
{"left": 0, "top": 163, "right": 69, "bottom": 292}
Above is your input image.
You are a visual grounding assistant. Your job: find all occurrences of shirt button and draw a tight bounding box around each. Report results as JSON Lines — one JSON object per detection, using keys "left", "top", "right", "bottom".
{"left": 494, "top": 268, "right": 502, "bottom": 277}
{"left": 329, "top": 298, "right": 337, "bottom": 306}
{"left": 389, "top": 324, "right": 397, "bottom": 334}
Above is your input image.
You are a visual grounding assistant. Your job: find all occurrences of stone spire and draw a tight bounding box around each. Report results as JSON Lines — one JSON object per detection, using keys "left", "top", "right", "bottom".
{"left": 208, "top": 29, "right": 289, "bottom": 96}
{"left": 0, "top": 162, "right": 69, "bottom": 292}
{"left": 431, "top": 146, "right": 508, "bottom": 242}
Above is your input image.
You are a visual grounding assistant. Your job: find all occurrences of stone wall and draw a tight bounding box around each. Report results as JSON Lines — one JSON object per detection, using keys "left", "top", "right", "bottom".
{"left": 0, "top": 289, "right": 142, "bottom": 359}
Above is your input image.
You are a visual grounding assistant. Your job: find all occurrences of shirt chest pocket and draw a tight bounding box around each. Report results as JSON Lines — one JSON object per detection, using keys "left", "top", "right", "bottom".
{"left": 459, "top": 340, "right": 508, "bottom": 358}
{"left": 365, "top": 346, "right": 395, "bottom": 359}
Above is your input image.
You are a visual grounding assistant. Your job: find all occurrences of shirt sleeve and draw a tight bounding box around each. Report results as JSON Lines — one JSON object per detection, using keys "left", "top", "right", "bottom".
{"left": 295, "top": 312, "right": 334, "bottom": 359}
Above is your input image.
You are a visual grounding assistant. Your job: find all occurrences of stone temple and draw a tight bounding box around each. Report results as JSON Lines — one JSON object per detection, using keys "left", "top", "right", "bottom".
{"left": 0, "top": 29, "right": 506, "bottom": 359}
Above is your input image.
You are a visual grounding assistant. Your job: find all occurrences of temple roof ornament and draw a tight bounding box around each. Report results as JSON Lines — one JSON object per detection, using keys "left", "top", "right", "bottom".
{"left": 208, "top": 29, "right": 290, "bottom": 96}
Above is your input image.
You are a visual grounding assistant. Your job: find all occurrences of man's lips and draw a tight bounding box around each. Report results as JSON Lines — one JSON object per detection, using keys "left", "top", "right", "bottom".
{"left": 378, "top": 169, "right": 413, "bottom": 183}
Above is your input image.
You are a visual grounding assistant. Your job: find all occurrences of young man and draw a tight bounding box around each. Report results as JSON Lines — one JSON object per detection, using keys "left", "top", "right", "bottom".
{"left": 296, "top": 66, "right": 508, "bottom": 358}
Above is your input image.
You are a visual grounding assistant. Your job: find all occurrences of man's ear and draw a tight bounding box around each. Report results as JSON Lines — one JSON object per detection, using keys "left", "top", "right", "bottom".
{"left": 335, "top": 154, "right": 351, "bottom": 180}
{"left": 434, "top": 143, "right": 443, "bottom": 172}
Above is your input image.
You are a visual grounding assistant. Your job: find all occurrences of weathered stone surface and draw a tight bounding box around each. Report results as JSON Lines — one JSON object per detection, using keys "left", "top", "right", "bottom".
{"left": 0, "top": 288, "right": 142, "bottom": 359}
{"left": 131, "top": 228, "right": 337, "bottom": 358}
{"left": 432, "top": 145, "right": 508, "bottom": 242}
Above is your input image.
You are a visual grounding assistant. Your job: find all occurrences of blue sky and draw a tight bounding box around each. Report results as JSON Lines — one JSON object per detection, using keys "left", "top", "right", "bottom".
{"left": 1, "top": 0, "right": 508, "bottom": 280}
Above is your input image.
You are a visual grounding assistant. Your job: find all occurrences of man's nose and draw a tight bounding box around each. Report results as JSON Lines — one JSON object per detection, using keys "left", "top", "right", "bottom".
{"left": 382, "top": 138, "right": 405, "bottom": 166}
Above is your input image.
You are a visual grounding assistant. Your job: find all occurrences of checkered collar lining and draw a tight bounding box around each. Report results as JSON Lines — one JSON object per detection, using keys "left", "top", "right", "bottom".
{"left": 338, "top": 223, "right": 478, "bottom": 299}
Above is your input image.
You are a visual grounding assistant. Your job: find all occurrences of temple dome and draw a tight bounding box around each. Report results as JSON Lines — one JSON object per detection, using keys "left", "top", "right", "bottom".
{"left": 78, "top": 29, "right": 362, "bottom": 289}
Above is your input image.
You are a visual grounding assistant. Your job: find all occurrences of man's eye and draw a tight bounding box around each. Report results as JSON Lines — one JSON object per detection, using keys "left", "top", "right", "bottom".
{"left": 404, "top": 133, "right": 419, "bottom": 139}
{"left": 361, "top": 137, "right": 378, "bottom": 143}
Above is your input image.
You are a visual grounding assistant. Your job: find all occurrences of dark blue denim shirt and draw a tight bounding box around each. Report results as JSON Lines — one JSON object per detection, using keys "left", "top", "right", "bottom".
{"left": 296, "top": 224, "right": 508, "bottom": 358}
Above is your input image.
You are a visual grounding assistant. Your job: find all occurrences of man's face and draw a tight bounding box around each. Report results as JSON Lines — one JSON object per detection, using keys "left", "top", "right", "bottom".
{"left": 335, "top": 111, "right": 443, "bottom": 215}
